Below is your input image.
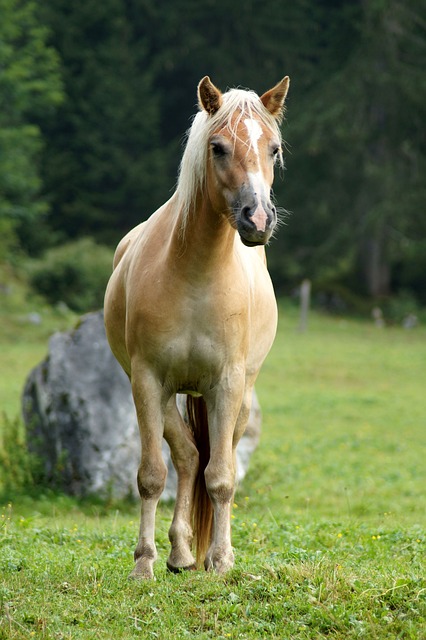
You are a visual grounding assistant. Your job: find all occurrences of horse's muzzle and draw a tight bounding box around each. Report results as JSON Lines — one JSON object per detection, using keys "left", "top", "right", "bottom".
{"left": 237, "top": 202, "right": 276, "bottom": 246}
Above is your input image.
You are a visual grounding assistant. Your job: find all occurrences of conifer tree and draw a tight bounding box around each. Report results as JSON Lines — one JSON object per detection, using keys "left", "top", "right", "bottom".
{"left": 0, "top": 0, "right": 63, "bottom": 256}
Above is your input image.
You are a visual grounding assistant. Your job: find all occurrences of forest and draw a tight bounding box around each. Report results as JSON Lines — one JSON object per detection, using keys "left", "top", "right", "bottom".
{"left": 1, "top": 0, "right": 425, "bottom": 312}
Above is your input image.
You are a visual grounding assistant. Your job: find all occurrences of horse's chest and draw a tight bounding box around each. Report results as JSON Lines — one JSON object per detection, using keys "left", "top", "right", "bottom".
{"left": 128, "top": 260, "right": 275, "bottom": 389}
{"left": 148, "top": 325, "right": 231, "bottom": 395}
{"left": 140, "top": 295, "right": 246, "bottom": 384}
{"left": 162, "top": 308, "right": 244, "bottom": 365}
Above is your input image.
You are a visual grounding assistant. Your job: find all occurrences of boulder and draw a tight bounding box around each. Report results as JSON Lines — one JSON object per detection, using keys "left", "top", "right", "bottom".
{"left": 22, "top": 311, "right": 262, "bottom": 500}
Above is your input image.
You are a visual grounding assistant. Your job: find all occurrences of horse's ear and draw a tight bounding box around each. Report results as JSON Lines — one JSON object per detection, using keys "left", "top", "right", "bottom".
{"left": 260, "top": 76, "right": 290, "bottom": 121}
{"left": 198, "top": 76, "right": 223, "bottom": 116}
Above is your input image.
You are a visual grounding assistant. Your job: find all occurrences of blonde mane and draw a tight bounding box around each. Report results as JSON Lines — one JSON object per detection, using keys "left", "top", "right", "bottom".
{"left": 176, "top": 88, "right": 283, "bottom": 233}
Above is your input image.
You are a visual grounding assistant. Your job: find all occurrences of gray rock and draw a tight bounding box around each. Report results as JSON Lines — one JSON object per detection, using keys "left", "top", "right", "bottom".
{"left": 22, "top": 311, "right": 261, "bottom": 500}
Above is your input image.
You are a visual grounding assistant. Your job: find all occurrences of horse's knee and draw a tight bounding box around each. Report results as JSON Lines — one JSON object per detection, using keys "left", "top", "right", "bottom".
{"left": 137, "top": 460, "right": 167, "bottom": 500}
{"left": 204, "top": 464, "right": 234, "bottom": 504}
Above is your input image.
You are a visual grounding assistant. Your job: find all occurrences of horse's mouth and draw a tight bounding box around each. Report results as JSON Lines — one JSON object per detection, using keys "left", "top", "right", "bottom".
{"left": 240, "top": 236, "right": 266, "bottom": 247}
{"left": 238, "top": 227, "right": 272, "bottom": 247}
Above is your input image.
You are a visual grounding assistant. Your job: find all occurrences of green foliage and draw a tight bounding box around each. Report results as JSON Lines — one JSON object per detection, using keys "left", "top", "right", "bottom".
{"left": 0, "top": 416, "right": 42, "bottom": 494}
{"left": 28, "top": 238, "right": 113, "bottom": 312}
{"left": 279, "top": 1, "right": 426, "bottom": 299}
{"left": 381, "top": 291, "right": 424, "bottom": 325}
{"left": 0, "top": 0, "right": 63, "bottom": 256}
{"left": 2, "top": 0, "right": 426, "bottom": 300}
{"left": 38, "top": 0, "right": 164, "bottom": 245}
{"left": 0, "top": 219, "right": 19, "bottom": 264}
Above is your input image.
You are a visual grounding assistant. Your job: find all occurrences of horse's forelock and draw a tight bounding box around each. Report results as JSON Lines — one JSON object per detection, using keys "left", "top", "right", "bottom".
{"left": 177, "top": 89, "right": 282, "bottom": 235}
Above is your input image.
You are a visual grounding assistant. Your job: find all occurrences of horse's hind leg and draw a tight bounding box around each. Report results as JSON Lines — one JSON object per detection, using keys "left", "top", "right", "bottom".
{"left": 130, "top": 374, "right": 167, "bottom": 580}
{"left": 164, "top": 396, "right": 198, "bottom": 572}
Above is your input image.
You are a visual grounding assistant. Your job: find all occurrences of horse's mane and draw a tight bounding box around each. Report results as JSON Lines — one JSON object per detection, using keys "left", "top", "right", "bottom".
{"left": 176, "top": 88, "right": 283, "bottom": 234}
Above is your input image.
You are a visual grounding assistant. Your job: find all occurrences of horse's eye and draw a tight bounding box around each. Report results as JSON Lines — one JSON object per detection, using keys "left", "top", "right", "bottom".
{"left": 211, "top": 142, "right": 227, "bottom": 158}
{"left": 272, "top": 146, "right": 282, "bottom": 165}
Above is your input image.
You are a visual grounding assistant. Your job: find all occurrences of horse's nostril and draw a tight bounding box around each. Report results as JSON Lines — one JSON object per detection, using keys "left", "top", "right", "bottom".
{"left": 241, "top": 205, "right": 253, "bottom": 220}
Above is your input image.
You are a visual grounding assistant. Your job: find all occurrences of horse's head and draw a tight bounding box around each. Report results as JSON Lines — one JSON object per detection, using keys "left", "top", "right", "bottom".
{"left": 198, "top": 76, "right": 289, "bottom": 247}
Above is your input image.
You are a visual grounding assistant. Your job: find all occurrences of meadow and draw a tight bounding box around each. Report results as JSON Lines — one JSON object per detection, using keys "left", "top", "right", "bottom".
{"left": 0, "top": 282, "right": 425, "bottom": 639}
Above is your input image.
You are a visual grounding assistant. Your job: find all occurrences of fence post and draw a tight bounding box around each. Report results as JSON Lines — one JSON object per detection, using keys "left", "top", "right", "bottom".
{"left": 299, "top": 279, "right": 311, "bottom": 332}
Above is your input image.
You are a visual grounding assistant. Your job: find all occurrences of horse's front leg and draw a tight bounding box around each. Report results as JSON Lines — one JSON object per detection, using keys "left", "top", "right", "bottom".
{"left": 203, "top": 383, "right": 251, "bottom": 574}
{"left": 130, "top": 373, "right": 167, "bottom": 580}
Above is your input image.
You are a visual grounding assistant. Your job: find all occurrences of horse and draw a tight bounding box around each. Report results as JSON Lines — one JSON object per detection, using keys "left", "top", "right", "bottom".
{"left": 104, "top": 75, "right": 290, "bottom": 579}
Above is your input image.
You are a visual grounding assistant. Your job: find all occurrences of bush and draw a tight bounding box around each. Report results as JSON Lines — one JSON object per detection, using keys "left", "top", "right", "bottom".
{"left": 0, "top": 218, "right": 20, "bottom": 263}
{"left": 381, "top": 291, "right": 425, "bottom": 325}
{"left": 0, "top": 414, "right": 43, "bottom": 493}
{"left": 28, "top": 238, "right": 114, "bottom": 312}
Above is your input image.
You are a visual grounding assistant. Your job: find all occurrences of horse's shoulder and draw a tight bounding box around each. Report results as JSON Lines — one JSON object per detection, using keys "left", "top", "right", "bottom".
{"left": 113, "top": 199, "right": 176, "bottom": 270}
{"left": 112, "top": 222, "right": 146, "bottom": 270}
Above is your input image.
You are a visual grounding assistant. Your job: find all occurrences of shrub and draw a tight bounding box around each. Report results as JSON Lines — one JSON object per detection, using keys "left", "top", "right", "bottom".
{"left": 0, "top": 218, "right": 20, "bottom": 263}
{"left": 28, "top": 238, "right": 114, "bottom": 312}
{"left": 0, "top": 414, "right": 43, "bottom": 493}
{"left": 381, "top": 291, "right": 424, "bottom": 325}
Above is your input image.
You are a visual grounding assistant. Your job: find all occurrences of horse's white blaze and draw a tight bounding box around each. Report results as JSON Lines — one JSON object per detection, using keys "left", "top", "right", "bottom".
{"left": 248, "top": 170, "right": 269, "bottom": 201}
{"left": 243, "top": 120, "right": 269, "bottom": 208}
{"left": 244, "top": 118, "right": 263, "bottom": 157}
{"left": 248, "top": 171, "right": 269, "bottom": 232}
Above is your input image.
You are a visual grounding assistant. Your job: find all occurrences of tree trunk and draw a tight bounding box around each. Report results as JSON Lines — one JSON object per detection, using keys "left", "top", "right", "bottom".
{"left": 359, "top": 225, "right": 391, "bottom": 297}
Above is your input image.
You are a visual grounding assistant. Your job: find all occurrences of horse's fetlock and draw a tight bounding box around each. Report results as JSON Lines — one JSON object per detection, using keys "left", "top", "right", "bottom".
{"left": 168, "top": 521, "right": 193, "bottom": 547}
{"left": 134, "top": 541, "right": 157, "bottom": 562}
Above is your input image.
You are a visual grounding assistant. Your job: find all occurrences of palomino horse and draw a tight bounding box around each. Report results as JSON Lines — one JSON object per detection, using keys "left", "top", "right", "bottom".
{"left": 104, "top": 75, "right": 290, "bottom": 578}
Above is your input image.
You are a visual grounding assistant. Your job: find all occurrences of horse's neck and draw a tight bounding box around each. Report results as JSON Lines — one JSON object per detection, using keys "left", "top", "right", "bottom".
{"left": 171, "top": 192, "right": 236, "bottom": 274}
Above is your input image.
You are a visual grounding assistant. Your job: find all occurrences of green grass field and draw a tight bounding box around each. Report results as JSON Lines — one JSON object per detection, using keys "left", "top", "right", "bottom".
{"left": 0, "top": 290, "right": 425, "bottom": 639}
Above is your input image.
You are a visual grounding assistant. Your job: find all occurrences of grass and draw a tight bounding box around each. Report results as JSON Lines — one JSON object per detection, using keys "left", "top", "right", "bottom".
{"left": 0, "top": 281, "right": 425, "bottom": 638}
{"left": 0, "top": 264, "right": 78, "bottom": 419}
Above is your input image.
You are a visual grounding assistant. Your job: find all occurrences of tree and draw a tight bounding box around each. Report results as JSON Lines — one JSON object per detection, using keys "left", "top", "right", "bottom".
{"left": 32, "top": 0, "right": 426, "bottom": 302}
{"left": 39, "top": 0, "right": 323, "bottom": 246}
{"left": 39, "top": 0, "right": 163, "bottom": 245}
{"left": 0, "top": 0, "right": 63, "bottom": 257}
{"left": 278, "top": 0, "right": 426, "bottom": 299}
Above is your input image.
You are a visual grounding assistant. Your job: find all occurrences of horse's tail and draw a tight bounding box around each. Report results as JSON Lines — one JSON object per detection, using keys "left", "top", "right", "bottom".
{"left": 186, "top": 395, "right": 213, "bottom": 567}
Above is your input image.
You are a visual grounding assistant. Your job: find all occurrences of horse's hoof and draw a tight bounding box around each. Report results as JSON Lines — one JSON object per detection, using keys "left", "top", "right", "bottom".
{"left": 204, "top": 550, "right": 234, "bottom": 574}
{"left": 128, "top": 560, "right": 155, "bottom": 580}
{"left": 128, "top": 570, "right": 155, "bottom": 580}
{"left": 166, "top": 561, "right": 197, "bottom": 574}
{"left": 128, "top": 570, "right": 154, "bottom": 580}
